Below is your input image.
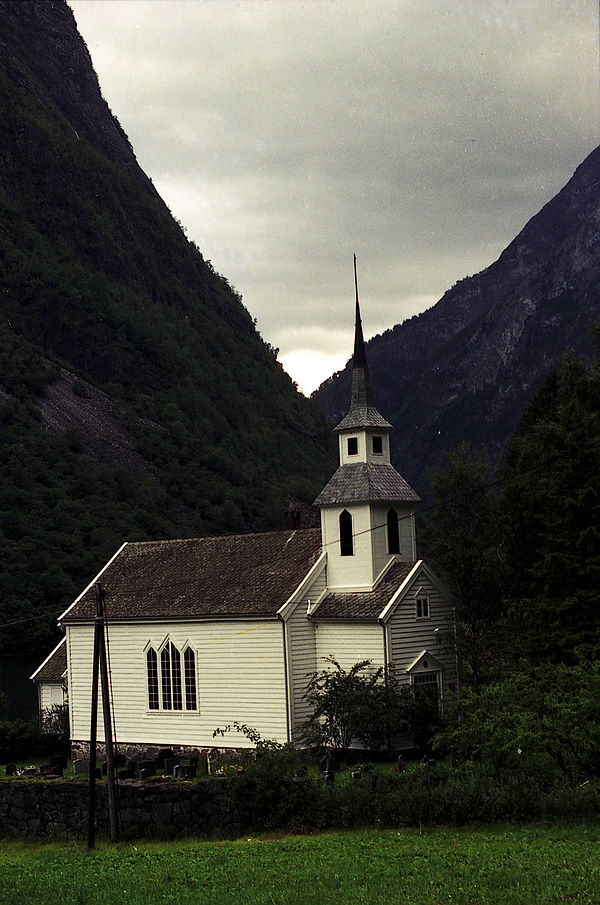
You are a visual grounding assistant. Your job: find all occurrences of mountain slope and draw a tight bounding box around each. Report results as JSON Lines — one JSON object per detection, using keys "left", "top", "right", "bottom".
{"left": 0, "top": 1, "right": 335, "bottom": 655}
{"left": 314, "top": 143, "right": 600, "bottom": 489}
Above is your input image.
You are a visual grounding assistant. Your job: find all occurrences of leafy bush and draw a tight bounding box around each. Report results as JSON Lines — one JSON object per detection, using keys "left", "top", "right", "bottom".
{"left": 212, "top": 723, "right": 322, "bottom": 831}
{"left": 434, "top": 660, "right": 600, "bottom": 786}
{"left": 206, "top": 723, "right": 600, "bottom": 832}
{"left": 301, "top": 658, "right": 439, "bottom": 755}
{"left": 38, "top": 704, "right": 70, "bottom": 760}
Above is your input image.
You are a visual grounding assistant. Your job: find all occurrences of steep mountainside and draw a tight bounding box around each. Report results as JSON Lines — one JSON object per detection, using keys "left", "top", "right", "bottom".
{"left": 314, "top": 143, "right": 600, "bottom": 489}
{"left": 0, "top": 1, "right": 334, "bottom": 655}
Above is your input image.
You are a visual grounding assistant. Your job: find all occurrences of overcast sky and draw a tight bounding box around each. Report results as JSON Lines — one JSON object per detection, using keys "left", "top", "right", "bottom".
{"left": 68, "top": 0, "right": 599, "bottom": 394}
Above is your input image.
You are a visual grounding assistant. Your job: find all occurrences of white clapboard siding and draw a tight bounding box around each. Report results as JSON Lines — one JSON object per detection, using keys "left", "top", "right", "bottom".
{"left": 287, "top": 606, "right": 317, "bottom": 735}
{"left": 67, "top": 619, "right": 288, "bottom": 747}
{"left": 314, "top": 622, "right": 385, "bottom": 672}
{"left": 285, "top": 563, "right": 326, "bottom": 735}
{"left": 387, "top": 570, "right": 456, "bottom": 698}
{"left": 40, "top": 683, "right": 66, "bottom": 711}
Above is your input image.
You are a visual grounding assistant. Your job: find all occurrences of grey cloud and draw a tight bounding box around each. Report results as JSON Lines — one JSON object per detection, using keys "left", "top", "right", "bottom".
{"left": 70, "top": 0, "right": 598, "bottom": 393}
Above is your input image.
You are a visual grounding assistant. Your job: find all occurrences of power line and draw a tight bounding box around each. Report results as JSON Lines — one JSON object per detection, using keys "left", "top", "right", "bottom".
{"left": 1, "top": 441, "right": 598, "bottom": 629}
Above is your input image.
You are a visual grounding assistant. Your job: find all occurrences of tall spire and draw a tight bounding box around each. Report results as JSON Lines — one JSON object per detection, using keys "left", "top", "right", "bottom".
{"left": 350, "top": 254, "right": 374, "bottom": 409}
{"left": 335, "top": 256, "right": 392, "bottom": 432}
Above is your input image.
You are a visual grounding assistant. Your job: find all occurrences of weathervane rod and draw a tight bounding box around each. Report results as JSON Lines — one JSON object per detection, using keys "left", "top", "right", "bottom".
{"left": 353, "top": 253, "right": 359, "bottom": 311}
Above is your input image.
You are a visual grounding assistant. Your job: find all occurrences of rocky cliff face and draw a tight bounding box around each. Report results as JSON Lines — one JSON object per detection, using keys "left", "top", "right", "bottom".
{"left": 314, "top": 144, "right": 600, "bottom": 490}
{"left": 0, "top": 0, "right": 334, "bottom": 656}
{"left": 0, "top": 0, "right": 153, "bottom": 190}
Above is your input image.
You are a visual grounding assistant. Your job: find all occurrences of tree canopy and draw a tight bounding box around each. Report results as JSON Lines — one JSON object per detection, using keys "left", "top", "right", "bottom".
{"left": 500, "top": 334, "right": 600, "bottom": 662}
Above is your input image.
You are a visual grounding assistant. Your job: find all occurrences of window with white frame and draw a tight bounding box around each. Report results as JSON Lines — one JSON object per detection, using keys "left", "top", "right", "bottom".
{"left": 146, "top": 641, "right": 197, "bottom": 711}
{"left": 184, "top": 647, "right": 197, "bottom": 710}
{"left": 416, "top": 595, "right": 430, "bottom": 618}
{"left": 411, "top": 671, "right": 440, "bottom": 710}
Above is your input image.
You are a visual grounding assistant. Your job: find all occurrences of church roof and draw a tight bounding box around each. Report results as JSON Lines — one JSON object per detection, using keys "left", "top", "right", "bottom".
{"left": 313, "top": 560, "right": 417, "bottom": 620}
{"left": 314, "top": 462, "right": 420, "bottom": 506}
{"left": 61, "top": 528, "right": 322, "bottom": 622}
{"left": 31, "top": 637, "right": 67, "bottom": 682}
{"left": 335, "top": 405, "right": 392, "bottom": 432}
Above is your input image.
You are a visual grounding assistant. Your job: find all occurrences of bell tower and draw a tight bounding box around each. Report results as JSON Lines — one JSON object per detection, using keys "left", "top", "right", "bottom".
{"left": 314, "top": 257, "right": 420, "bottom": 591}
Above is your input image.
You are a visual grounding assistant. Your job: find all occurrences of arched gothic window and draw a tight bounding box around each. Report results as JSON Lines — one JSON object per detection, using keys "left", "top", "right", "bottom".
{"left": 161, "top": 646, "right": 173, "bottom": 710}
{"left": 184, "top": 647, "right": 197, "bottom": 711}
{"left": 387, "top": 508, "right": 400, "bottom": 554}
{"left": 339, "top": 508, "right": 353, "bottom": 556}
{"left": 147, "top": 648, "right": 159, "bottom": 710}
{"left": 148, "top": 641, "right": 196, "bottom": 711}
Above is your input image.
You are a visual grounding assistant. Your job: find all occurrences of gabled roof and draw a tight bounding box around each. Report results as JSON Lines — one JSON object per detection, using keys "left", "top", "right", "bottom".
{"left": 314, "top": 462, "right": 420, "bottom": 506}
{"left": 312, "top": 560, "right": 417, "bottom": 620}
{"left": 61, "top": 528, "right": 322, "bottom": 622}
{"left": 406, "top": 649, "right": 445, "bottom": 673}
{"left": 30, "top": 637, "right": 67, "bottom": 683}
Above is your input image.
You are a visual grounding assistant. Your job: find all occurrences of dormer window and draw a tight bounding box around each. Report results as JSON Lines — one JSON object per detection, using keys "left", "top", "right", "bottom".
{"left": 347, "top": 437, "right": 358, "bottom": 456}
{"left": 372, "top": 435, "right": 383, "bottom": 455}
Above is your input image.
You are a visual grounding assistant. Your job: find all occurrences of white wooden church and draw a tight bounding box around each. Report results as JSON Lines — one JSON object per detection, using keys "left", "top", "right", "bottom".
{"left": 33, "top": 293, "right": 457, "bottom": 758}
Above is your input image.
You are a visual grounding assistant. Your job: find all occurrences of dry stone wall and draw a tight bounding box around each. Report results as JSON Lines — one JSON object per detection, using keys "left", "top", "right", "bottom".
{"left": 0, "top": 779, "right": 231, "bottom": 838}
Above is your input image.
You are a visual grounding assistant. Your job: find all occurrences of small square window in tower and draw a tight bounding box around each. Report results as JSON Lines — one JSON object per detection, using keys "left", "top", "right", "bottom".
{"left": 372, "top": 435, "right": 383, "bottom": 455}
{"left": 347, "top": 437, "right": 358, "bottom": 456}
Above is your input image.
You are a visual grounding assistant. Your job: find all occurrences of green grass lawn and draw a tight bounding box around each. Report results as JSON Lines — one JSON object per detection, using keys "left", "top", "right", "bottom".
{"left": 0, "top": 825, "right": 599, "bottom": 905}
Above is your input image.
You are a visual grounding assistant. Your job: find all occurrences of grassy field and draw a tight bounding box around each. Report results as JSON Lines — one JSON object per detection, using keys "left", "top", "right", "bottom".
{"left": 0, "top": 825, "right": 599, "bottom": 905}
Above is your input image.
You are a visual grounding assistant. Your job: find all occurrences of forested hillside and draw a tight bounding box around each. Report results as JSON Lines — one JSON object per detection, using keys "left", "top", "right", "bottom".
{"left": 0, "top": 1, "right": 335, "bottom": 655}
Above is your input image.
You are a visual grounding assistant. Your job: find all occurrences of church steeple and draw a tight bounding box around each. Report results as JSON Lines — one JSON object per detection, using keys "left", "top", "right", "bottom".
{"left": 314, "top": 257, "right": 420, "bottom": 591}
{"left": 350, "top": 255, "right": 374, "bottom": 408}
{"left": 336, "top": 256, "right": 392, "bottom": 433}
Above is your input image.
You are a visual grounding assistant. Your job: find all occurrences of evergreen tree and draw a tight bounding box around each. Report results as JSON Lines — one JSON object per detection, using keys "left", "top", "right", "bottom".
{"left": 424, "top": 443, "right": 508, "bottom": 691}
{"left": 500, "top": 334, "right": 600, "bottom": 662}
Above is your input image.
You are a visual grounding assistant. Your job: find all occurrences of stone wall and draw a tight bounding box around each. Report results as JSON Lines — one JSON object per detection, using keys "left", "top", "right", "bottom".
{"left": 0, "top": 778, "right": 231, "bottom": 838}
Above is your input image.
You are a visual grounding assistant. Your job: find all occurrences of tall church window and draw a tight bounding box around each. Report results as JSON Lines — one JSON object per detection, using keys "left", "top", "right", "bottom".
{"left": 372, "top": 435, "right": 383, "bottom": 455}
{"left": 170, "top": 643, "right": 183, "bottom": 710}
{"left": 148, "top": 641, "right": 197, "bottom": 711}
{"left": 387, "top": 508, "right": 400, "bottom": 554}
{"left": 147, "top": 648, "right": 159, "bottom": 710}
{"left": 347, "top": 437, "right": 358, "bottom": 456}
{"left": 161, "top": 646, "right": 172, "bottom": 710}
{"left": 184, "top": 647, "right": 197, "bottom": 711}
{"left": 339, "top": 509, "right": 353, "bottom": 556}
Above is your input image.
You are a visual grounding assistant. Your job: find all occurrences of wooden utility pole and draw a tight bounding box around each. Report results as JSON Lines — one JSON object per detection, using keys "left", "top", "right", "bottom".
{"left": 87, "top": 581, "right": 119, "bottom": 848}
{"left": 87, "top": 583, "right": 103, "bottom": 849}
{"left": 98, "top": 582, "right": 119, "bottom": 842}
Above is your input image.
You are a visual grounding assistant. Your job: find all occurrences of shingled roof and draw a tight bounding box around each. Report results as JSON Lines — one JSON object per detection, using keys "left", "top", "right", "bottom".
{"left": 335, "top": 405, "right": 393, "bottom": 431}
{"left": 31, "top": 637, "right": 67, "bottom": 682}
{"left": 314, "top": 462, "right": 420, "bottom": 506}
{"left": 61, "top": 528, "right": 322, "bottom": 622}
{"left": 313, "top": 560, "right": 417, "bottom": 620}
